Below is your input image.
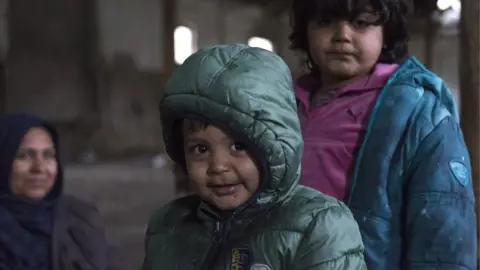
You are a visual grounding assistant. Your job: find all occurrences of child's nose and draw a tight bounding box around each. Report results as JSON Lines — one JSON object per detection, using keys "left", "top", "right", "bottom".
{"left": 331, "top": 21, "right": 353, "bottom": 42}
{"left": 206, "top": 153, "right": 229, "bottom": 174}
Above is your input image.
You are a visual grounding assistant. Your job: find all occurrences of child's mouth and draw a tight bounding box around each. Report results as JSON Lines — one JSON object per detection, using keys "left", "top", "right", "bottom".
{"left": 209, "top": 184, "right": 240, "bottom": 196}
{"left": 327, "top": 52, "right": 354, "bottom": 60}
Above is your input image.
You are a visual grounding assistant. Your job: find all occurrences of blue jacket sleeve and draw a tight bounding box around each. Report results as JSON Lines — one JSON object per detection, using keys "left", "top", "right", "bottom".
{"left": 405, "top": 116, "right": 477, "bottom": 269}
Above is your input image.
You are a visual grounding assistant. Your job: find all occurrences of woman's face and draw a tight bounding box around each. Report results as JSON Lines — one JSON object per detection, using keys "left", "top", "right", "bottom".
{"left": 10, "top": 127, "right": 58, "bottom": 200}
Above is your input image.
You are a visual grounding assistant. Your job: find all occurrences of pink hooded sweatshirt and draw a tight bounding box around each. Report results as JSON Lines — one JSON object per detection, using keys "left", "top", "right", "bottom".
{"left": 294, "top": 63, "right": 399, "bottom": 201}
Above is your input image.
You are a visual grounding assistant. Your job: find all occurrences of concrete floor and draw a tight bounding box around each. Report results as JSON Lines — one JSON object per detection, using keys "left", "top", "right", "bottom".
{"left": 64, "top": 162, "right": 176, "bottom": 268}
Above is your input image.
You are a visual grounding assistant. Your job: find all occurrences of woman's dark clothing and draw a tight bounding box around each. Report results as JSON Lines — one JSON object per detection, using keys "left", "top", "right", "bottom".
{"left": 0, "top": 113, "right": 129, "bottom": 270}
{"left": 52, "top": 195, "right": 128, "bottom": 270}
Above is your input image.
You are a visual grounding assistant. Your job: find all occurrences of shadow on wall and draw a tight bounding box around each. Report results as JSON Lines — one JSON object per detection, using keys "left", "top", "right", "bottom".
{"left": 55, "top": 53, "right": 168, "bottom": 163}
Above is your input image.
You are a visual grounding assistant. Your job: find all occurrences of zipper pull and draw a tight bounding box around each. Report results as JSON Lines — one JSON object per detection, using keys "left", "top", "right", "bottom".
{"left": 212, "top": 221, "right": 222, "bottom": 243}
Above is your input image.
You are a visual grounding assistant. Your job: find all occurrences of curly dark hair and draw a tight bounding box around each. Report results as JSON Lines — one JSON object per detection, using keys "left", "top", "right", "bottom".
{"left": 289, "top": 0, "right": 413, "bottom": 74}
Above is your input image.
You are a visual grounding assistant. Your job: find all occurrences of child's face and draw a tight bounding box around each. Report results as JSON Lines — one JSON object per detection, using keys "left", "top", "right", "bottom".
{"left": 307, "top": 10, "right": 383, "bottom": 86}
{"left": 182, "top": 120, "right": 260, "bottom": 211}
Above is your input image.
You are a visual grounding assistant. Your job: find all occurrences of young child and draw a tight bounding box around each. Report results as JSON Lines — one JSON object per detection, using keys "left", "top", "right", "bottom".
{"left": 289, "top": 0, "right": 477, "bottom": 268}
{"left": 142, "top": 44, "right": 367, "bottom": 269}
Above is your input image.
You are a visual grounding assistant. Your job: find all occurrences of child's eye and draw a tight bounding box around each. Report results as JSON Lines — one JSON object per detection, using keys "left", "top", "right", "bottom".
{"left": 230, "top": 142, "right": 246, "bottom": 152}
{"left": 190, "top": 145, "right": 208, "bottom": 156}
{"left": 350, "top": 13, "right": 381, "bottom": 28}
{"left": 314, "top": 18, "right": 332, "bottom": 26}
{"left": 351, "top": 18, "right": 371, "bottom": 28}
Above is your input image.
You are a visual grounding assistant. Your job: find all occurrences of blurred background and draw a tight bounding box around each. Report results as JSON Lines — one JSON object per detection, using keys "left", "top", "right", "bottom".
{"left": 0, "top": 0, "right": 478, "bottom": 267}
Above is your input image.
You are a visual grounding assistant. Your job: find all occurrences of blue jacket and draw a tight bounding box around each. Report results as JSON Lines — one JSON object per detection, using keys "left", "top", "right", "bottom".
{"left": 347, "top": 57, "right": 477, "bottom": 269}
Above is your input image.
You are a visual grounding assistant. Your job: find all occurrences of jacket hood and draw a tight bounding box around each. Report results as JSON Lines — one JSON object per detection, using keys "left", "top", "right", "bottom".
{"left": 160, "top": 44, "right": 303, "bottom": 210}
{"left": 390, "top": 56, "right": 459, "bottom": 121}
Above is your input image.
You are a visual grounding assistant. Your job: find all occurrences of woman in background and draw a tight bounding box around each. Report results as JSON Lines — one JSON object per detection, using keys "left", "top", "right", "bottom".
{"left": 0, "top": 113, "right": 129, "bottom": 270}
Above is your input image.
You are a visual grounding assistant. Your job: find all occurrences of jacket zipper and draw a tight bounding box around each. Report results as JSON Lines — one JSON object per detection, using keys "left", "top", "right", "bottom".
{"left": 199, "top": 210, "right": 238, "bottom": 270}
{"left": 199, "top": 220, "right": 225, "bottom": 270}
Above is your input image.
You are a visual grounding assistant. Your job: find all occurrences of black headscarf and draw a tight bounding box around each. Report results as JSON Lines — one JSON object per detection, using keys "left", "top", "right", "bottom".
{"left": 0, "top": 113, "right": 63, "bottom": 270}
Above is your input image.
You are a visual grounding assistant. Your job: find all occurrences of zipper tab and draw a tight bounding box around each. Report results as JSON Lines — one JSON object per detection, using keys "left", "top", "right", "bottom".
{"left": 200, "top": 220, "right": 225, "bottom": 270}
{"left": 212, "top": 221, "right": 222, "bottom": 243}
{"left": 200, "top": 213, "right": 239, "bottom": 270}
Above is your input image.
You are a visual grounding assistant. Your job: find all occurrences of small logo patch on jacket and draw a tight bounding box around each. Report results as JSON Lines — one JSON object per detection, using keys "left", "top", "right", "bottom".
{"left": 250, "top": 263, "right": 272, "bottom": 270}
{"left": 230, "top": 248, "right": 251, "bottom": 270}
{"left": 449, "top": 160, "right": 469, "bottom": 186}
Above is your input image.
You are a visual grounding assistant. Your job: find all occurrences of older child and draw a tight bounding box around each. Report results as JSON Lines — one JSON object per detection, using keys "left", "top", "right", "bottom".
{"left": 289, "top": 0, "right": 477, "bottom": 268}
{"left": 142, "top": 44, "right": 366, "bottom": 270}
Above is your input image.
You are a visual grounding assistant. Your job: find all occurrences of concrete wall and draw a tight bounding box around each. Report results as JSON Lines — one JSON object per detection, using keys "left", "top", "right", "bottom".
{"left": 5, "top": 0, "right": 95, "bottom": 121}
{"left": 94, "top": 0, "right": 280, "bottom": 68}
{"left": 97, "top": 0, "right": 163, "bottom": 70}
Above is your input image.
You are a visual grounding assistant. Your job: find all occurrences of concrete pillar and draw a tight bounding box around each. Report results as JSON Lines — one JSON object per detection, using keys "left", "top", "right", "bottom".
{"left": 424, "top": 18, "right": 438, "bottom": 70}
{"left": 0, "top": 0, "right": 5, "bottom": 114}
{"left": 0, "top": 62, "right": 5, "bottom": 113}
{"left": 162, "top": 0, "right": 176, "bottom": 78}
{"left": 459, "top": 0, "right": 480, "bottom": 259}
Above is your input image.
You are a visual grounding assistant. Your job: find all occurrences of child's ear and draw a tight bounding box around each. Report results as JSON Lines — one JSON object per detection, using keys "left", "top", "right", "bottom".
{"left": 174, "top": 163, "right": 187, "bottom": 174}
{"left": 174, "top": 163, "right": 190, "bottom": 195}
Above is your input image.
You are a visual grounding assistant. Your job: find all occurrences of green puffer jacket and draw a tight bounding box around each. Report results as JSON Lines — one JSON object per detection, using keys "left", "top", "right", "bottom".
{"left": 143, "top": 44, "right": 366, "bottom": 270}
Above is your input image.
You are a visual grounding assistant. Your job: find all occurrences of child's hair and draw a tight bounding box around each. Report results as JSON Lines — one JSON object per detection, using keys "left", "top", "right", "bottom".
{"left": 181, "top": 119, "right": 209, "bottom": 134}
{"left": 289, "top": 0, "right": 413, "bottom": 74}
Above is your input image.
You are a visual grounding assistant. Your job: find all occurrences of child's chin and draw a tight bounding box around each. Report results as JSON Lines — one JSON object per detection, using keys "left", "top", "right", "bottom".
{"left": 211, "top": 196, "right": 248, "bottom": 212}
{"left": 327, "top": 62, "right": 358, "bottom": 78}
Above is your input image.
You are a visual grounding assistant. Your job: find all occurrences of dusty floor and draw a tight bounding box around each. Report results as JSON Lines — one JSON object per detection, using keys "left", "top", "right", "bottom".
{"left": 64, "top": 162, "right": 176, "bottom": 268}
